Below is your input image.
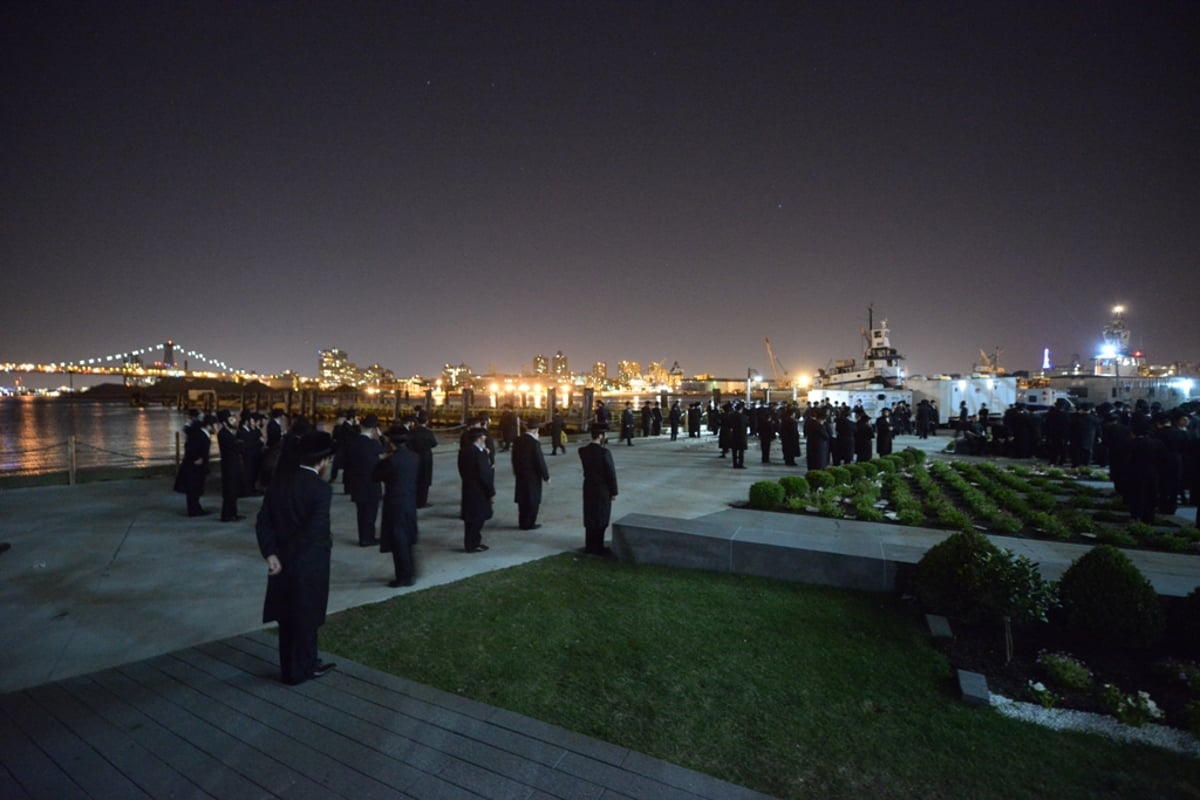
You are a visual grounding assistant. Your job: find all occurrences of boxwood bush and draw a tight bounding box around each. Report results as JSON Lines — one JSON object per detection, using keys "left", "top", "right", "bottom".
{"left": 778, "top": 476, "right": 809, "bottom": 500}
{"left": 914, "top": 531, "right": 1053, "bottom": 626}
{"left": 748, "top": 481, "right": 785, "bottom": 510}
{"left": 1057, "top": 545, "right": 1164, "bottom": 649}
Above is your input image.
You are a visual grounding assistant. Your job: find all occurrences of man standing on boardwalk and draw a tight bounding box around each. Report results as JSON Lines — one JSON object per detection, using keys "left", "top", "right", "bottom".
{"left": 217, "top": 409, "right": 244, "bottom": 521}
{"left": 579, "top": 425, "right": 618, "bottom": 555}
{"left": 174, "top": 413, "right": 216, "bottom": 516}
{"left": 255, "top": 431, "right": 338, "bottom": 685}
{"left": 512, "top": 419, "right": 550, "bottom": 529}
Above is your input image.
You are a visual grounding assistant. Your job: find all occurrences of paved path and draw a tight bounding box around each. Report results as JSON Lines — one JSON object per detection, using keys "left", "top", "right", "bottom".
{"left": 3, "top": 430, "right": 1198, "bottom": 798}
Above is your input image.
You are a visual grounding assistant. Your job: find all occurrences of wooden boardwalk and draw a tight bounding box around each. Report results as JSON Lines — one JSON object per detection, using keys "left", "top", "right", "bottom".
{"left": 1, "top": 631, "right": 773, "bottom": 800}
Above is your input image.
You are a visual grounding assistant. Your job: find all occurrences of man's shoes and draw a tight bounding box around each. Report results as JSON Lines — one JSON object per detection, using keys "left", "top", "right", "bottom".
{"left": 311, "top": 662, "right": 337, "bottom": 679}
{"left": 220, "top": 515, "right": 246, "bottom": 522}
{"left": 189, "top": 509, "right": 213, "bottom": 517}
{"left": 0, "top": 542, "right": 10, "bottom": 555}
{"left": 419, "top": 504, "right": 433, "bottom": 509}
{"left": 467, "top": 544, "right": 489, "bottom": 553}
{"left": 359, "top": 538, "right": 380, "bottom": 547}
{"left": 388, "top": 578, "right": 414, "bottom": 588}
{"left": 519, "top": 524, "right": 542, "bottom": 531}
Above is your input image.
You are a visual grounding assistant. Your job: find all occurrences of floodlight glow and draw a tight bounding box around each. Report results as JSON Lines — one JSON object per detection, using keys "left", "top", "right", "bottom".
{"left": 1099, "top": 344, "right": 1118, "bottom": 359}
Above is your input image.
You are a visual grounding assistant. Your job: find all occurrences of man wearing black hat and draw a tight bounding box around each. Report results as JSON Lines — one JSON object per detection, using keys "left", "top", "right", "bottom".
{"left": 404, "top": 415, "right": 438, "bottom": 509}
{"left": 459, "top": 427, "right": 495, "bottom": 553}
{"left": 217, "top": 409, "right": 245, "bottom": 521}
{"left": 255, "top": 431, "right": 337, "bottom": 685}
{"left": 374, "top": 426, "right": 420, "bottom": 587}
{"left": 174, "top": 414, "right": 216, "bottom": 516}
{"left": 345, "top": 414, "right": 383, "bottom": 546}
{"left": 579, "top": 425, "right": 618, "bottom": 555}
{"left": 512, "top": 419, "right": 550, "bottom": 530}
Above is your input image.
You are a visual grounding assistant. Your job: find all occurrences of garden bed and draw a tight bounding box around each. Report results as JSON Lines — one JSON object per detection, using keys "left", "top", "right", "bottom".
{"left": 747, "top": 448, "right": 1200, "bottom": 557}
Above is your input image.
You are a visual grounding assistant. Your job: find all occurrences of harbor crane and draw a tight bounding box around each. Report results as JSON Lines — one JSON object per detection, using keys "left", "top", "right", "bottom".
{"left": 764, "top": 337, "right": 791, "bottom": 388}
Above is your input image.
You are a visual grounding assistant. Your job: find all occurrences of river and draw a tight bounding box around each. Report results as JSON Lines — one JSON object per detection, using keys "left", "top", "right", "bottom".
{"left": 0, "top": 398, "right": 189, "bottom": 475}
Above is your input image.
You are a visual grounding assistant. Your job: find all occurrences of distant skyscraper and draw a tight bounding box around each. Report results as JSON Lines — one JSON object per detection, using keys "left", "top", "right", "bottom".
{"left": 443, "top": 362, "right": 471, "bottom": 388}
{"left": 318, "top": 348, "right": 356, "bottom": 388}
{"left": 592, "top": 362, "right": 608, "bottom": 383}
{"left": 551, "top": 350, "right": 568, "bottom": 377}
{"left": 533, "top": 354, "right": 548, "bottom": 375}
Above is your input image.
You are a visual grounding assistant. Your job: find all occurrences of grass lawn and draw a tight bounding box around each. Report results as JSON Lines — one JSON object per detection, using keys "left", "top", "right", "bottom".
{"left": 319, "top": 553, "right": 1200, "bottom": 800}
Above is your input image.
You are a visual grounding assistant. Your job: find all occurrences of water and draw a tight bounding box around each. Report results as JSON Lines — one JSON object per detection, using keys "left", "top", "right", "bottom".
{"left": 0, "top": 398, "right": 189, "bottom": 475}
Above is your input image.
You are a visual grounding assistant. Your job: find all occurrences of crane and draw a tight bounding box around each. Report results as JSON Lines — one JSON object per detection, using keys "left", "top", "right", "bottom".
{"left": 764, "top": 337, "right": 791, "bottom": 388}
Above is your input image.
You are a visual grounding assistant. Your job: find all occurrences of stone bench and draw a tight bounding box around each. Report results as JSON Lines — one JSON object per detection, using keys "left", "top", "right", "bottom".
{"left": 611, "top": 511, "right": 930, "bottom": 592}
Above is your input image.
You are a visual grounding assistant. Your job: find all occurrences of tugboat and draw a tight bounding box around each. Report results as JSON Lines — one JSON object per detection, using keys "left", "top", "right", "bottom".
{"left": 813, "top": 307, "right": 905, "bottom": 390}
{"left": 807, "top": 308, "right": 913, "bottom": 416}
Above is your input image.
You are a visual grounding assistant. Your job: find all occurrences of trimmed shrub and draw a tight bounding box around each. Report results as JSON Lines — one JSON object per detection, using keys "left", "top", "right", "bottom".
{"left": 778, "top": 476, "right": 809, "bottom": 500}
{"left": 1058, "top": 545, "right": 1165, "bottom": 649}
{"left": 748, "top": 481, "right": 785, "bottom": 510}
{"left": 1096, "top": 527, "right": 1137, "bottom": 548}
{"left": 856, "top": 460, "right": 881, "bottom": 478}
{"left": 825, "top": 466, "right": 853, "bottom": 487}
{"left": 806, "top": 469, "right": 836, "bottom": 491}
{"left": 914, "top": 531, "right": 1053, "bottom": 626}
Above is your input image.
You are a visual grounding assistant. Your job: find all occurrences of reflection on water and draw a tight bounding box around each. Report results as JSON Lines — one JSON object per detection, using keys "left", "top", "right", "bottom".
{"left": 0, "top": 398, "right": 188, "bottom": 475}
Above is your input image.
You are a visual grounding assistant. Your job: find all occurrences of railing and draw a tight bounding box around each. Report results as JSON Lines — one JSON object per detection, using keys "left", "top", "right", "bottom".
{"left": 0, "top": 435, "right": 182, "bottom": 485}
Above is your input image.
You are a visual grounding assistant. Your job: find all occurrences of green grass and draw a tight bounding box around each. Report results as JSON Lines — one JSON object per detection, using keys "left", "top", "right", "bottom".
{"left": 319, "top": 555, "right": 1200, "bottom": 798}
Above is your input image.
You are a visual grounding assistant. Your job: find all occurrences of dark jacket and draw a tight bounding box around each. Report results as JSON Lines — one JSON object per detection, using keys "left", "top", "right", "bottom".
{"left": 511, "top": 432, "right": 550, "bottom": 505}
{"left": 579, "top": 442, "right": 618, "bottom": 530}
{"left": 373, "top": 444, "right": 419, "bottom": 553}
{"left": 458, "top": 444, "right": 495, "bottom": 524}
{"left": 255, "top": 467, "right": 333, "bottom": 625}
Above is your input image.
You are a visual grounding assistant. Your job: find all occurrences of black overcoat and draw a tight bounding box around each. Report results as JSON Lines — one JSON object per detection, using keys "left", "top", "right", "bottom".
{"left": 256, "top": 467, "right": 333, "bottom": 626}
{"left": 374, "top": 445, "right": 419, "bottom": 553}
{"left": 579, "top": 442, "right": 618, "bottom": 530}
{"left": 458, "top": 444, "right": 495, "bottom": 524}
{"left": 173, "top": 426, "right": 211, "bottom": 496}
{"left": 511, "top": 433, "right": 549, "bottom": 506}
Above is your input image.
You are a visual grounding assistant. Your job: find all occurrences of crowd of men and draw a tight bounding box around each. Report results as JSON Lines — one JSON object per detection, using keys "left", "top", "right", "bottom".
{"left": 175, "top": 394, "right": 1197, "bottom": 686}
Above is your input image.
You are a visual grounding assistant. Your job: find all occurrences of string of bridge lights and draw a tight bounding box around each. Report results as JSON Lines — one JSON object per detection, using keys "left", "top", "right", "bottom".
{"left": 49, "top": 342, "right": 242, "bottom": 373}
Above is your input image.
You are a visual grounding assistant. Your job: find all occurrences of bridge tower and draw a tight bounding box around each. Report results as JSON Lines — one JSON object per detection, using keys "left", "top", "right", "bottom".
{"left": 163, "top": 340, "right": 175, "bottom": 367}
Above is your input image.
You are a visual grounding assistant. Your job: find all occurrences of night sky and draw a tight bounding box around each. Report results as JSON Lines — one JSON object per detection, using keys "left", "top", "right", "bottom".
{"left": 4, "top": 1, "right": 1197, "bottom": 385}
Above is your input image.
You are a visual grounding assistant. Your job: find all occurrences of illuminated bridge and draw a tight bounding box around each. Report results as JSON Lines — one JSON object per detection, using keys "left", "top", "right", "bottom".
{"left": 0, "top": 340, "right": 261, "bottom": 382}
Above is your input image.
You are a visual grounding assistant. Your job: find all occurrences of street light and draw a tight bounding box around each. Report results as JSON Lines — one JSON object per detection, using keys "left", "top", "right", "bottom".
{"left": 746, "top": 368, "right": 763, "bottom": 404}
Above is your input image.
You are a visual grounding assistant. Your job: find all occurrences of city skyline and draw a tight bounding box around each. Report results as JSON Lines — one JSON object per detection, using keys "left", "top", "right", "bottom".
{"left": 3, "top": 3, "right": 1197, "bottom": 384}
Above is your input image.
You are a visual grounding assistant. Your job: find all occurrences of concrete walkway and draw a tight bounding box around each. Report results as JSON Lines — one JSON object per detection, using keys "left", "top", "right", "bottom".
{"left": 2, "top": 430, "right": 1198, "bottom": 798}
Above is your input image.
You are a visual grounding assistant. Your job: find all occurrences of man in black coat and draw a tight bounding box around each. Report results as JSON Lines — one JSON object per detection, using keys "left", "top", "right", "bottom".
{"left": 549, "top": 409, "right": 567, "bottom": 455}
{"left": 512, "top": 419, "right": 551, "bottom": 529}
{"left": 833, "top": 407, "right": 855, "bottom": 466}
{"left": 374, "top": 426, "right": 420, "bottom": 587}
{"left": 725, "top": 402, "right": 748, "bottom": 468}
{"left": 345, "top": 414, "right": 383, "bottom": 546}
{"left": 668, "top": 400, "right": 683, "bottom": 441}
{"left": 804, "top": 407, "right": 830, "bottom": 470}
{"left": 641, "top": 403, "right": 653, "bottom": 438}
{"left": 174, "top": 414, "right": 216, "bottom": 516}
{"left": 255, "top": 431, "right": 337, "bottom": 685}
{"left": 238, "top": 412, "right": 265, "bottom": 496}
{"left": 404, "top": 416, "right": 438, "bottom": 509}
{"left": 756, "top": 402, "right": 777, "bottom": 463}
{"left": 217, "top": 408, "right": 245, "bottom": 521}
{"left": 620, "top": 402, "right": 636, "bottom": 446}
{"left": 579, "top": 425, "right": 619, "bottom": 555}
{"left": 498, "top": 405, "right": 518, "bottom": 452}
{"left": 459, "top": 427, "right": 495, "bottom": 552}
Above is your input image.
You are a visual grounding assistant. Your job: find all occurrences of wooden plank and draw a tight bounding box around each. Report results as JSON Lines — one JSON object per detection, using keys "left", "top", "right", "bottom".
{"left": 0, "top": 700, "right": 89, "bottom": 800}
{"left": 27, "top": 683, "right": 213, "bottom": 800}
{"left": 0, "top": 689, "right": 150, "bottom": 800}
{"left": 58, "top": 674, "right": 274, "bottom": 800}
{"left": 135, "top": 654, "right": 414, "bottom": 800}
{"left": 90, "top": 665, "right": 330, "bottom": 800}
{"left": 0, "top": 760, "right": 34, "bottom": 800}
{"left": 210, "top": 638, "right": 611, "bottom": 800}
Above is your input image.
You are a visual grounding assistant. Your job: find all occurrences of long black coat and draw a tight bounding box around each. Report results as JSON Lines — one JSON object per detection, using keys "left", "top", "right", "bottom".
{"left": 511, "top": 433, "right": 549, "bottom": 506}
{"left": 579, "top": 442, "right": 618, "bottom": 530}
{"left": 854, "top": 416, "right": 874, "bottom": 462}
{"left": 724, "top": 410, "right": 747, "bottom": 450}
{"left": 256, "top": 467, "right": 333, "bottom": 626}
{"left": 875, "top": 416, "right": 894, "bottom": 456}
{"left": 173, "top": 425, "right": 211, "bottom": 496}
{"left": 345, "top": 435, "right": 383, "bottom": 503}
{"left": 405, "top": 425, "right": 438, "bottom": 492}
{"left": 218, "top": 425, "right": 244, "bottom": 497}
{"left": 458, "top": 444, "right": 495, "bottom": 524}
{"left": 373, "top": 445, "right": 419, "bottom": 553}
{"left": 804, "top": 415, "right": 829, "bottom": 470}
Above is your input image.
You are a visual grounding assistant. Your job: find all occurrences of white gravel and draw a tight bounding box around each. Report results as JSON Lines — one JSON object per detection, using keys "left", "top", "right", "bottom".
{"left": 990, "top": 694, "right": 1200, "bottom": 758}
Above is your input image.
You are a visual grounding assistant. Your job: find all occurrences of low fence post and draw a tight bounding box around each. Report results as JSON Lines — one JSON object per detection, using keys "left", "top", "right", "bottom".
{"left": 67, "top": 435, "right": 77, "bottom": 486}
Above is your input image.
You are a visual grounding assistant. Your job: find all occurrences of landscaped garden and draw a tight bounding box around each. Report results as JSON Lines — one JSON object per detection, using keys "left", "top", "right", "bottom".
{"left": 746, "top": 447, "right": 1200, "bottom": 555}
{"left": 320, "top": 554, "right": 1200, "bottom": 799}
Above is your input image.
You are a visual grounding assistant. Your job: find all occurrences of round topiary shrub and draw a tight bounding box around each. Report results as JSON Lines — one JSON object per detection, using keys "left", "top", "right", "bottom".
{"left": 825, "top": 466, "right": 853, "bottom": 487}
{"left": 748, "top": 481, "right": 785, "bottom": 510}
{"left": 778, "top": 476, "right": 809, "bottom": 500}
{"left": 1058, "top": 545, "right": 1165, "bottom": 649}
{"left": 806, "top": 469, "right": 836, "bottom": 491}
{"left": 914, "top": 531, "right": 1004, "bottom": 624}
